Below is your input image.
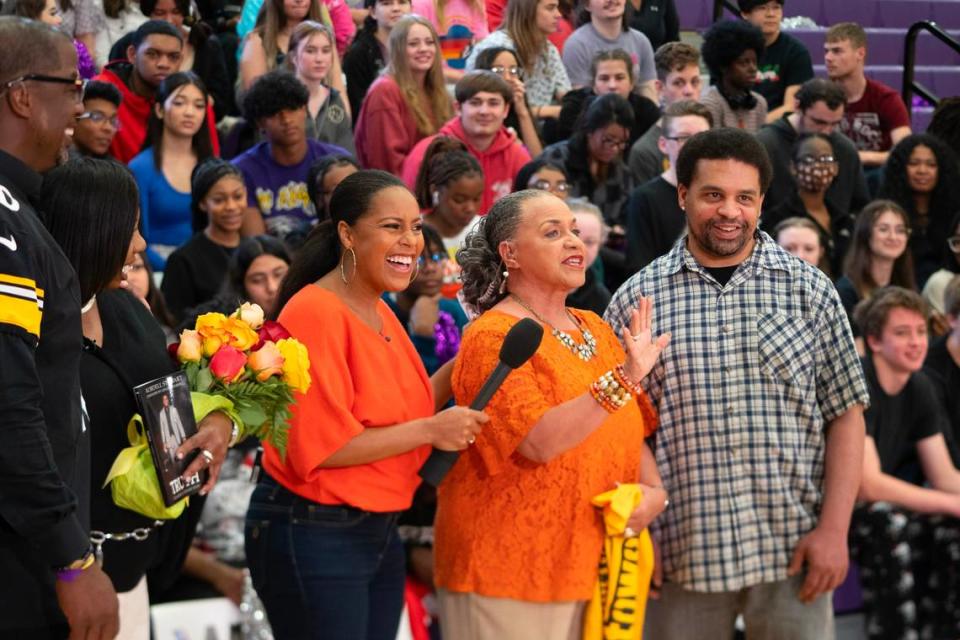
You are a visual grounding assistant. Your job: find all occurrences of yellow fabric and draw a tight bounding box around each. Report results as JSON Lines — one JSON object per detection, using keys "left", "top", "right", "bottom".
{"left": 0, "top": 273, "right": 43, "bottom": 337}
{"left": 104, "top": 392, "right": 239, "bottom": 520}
{"left": 583, "top": 484, "right": 654, "bottom": 640}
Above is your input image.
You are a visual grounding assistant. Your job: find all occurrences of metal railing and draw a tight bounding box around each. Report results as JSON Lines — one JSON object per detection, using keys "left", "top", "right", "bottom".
{"left": 712, "top": 0, "right": 740, "bottom": 22}
{"left": 902, "top": 20, "right": 960, "bottom": 118}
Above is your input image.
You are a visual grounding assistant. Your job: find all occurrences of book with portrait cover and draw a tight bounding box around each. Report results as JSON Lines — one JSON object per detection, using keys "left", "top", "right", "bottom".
{"left": 133, "top": 371, "right": 206, "bottom": 506}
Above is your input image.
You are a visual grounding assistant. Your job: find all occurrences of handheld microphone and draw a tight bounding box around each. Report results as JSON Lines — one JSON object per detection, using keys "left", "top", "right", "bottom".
{"left": 418, "top": 317, "right": 544, "bottom": 487}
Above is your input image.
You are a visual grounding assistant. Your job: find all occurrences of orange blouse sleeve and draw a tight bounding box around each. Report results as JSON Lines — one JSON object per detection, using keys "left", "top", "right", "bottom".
{"left": 277, "top": 297, "right": 364, "bottom": 483}
{"left": 453, "top": 318, "right": 552, "bottom": 477}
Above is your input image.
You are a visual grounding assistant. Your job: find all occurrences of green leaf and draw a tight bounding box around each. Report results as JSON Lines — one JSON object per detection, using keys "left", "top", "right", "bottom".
{"left": 236, "top": 402, "right": 267, "bottom": 430}
{"left": 196, "top": 367, "right": 214, "bottom": 392}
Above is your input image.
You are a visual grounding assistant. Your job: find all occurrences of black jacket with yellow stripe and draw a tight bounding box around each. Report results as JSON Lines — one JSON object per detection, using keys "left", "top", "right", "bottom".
{"left": 0, "top": 149, "right": 90, "bottom": 633}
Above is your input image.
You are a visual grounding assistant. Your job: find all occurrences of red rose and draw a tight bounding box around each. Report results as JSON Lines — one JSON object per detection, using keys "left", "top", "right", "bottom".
{"left": 253, "top": 320, "right": 293, "bottom": 351}
{"left": 209, "top": 346, "right": 248, "bottom": 382}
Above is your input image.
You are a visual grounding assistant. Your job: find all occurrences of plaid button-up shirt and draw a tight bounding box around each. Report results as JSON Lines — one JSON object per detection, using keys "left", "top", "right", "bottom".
{"left": 604, "top": 231, "right": 869, "bottom": 593}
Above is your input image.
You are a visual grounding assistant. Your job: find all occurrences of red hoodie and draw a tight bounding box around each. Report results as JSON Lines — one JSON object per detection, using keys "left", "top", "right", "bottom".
{"left": 401, "top": 117, "right": 531, "bottom": 215}
{"left": 94, "top": 63, "right": 220, "bottom": 164}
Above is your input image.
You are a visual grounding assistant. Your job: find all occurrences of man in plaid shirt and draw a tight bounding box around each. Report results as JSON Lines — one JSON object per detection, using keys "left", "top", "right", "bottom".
{"left": 605, "top": 128, "right": 869, "bottom": 638}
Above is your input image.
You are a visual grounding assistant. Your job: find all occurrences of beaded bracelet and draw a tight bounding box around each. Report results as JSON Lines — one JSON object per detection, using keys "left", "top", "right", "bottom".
{"left": 614, "top": 364, "right": 644, "bottom": 395}
{"left": 590, "top": 370, "right": 633, "bottom": 413}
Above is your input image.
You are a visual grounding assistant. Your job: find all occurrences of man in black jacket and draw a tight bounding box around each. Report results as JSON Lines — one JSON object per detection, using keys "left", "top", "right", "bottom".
{"left": 757, "top": 78, "right": 870, "bottom": 215}
{"left": 0, "top": 16, "right": 119, "bottom": 639}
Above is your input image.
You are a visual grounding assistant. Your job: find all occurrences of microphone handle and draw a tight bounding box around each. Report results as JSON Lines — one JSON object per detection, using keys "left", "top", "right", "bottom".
{"left": 418, "top": 363, "right": 513, "bottom": 487}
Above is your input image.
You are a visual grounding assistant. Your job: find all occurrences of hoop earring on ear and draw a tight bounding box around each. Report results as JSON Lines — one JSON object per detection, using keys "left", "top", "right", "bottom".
{"left": 410, "top": 259, "right": 420, "bottom": 283}
{"left": 339, "top": 247, "right": 357, "bottom": 284}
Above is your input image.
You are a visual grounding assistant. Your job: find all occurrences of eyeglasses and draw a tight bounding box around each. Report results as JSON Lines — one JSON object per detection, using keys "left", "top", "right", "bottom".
{"left": 599, "top": 135, "right": 629, "bottom": 150}
{"left": 491, "top": 65, "right": 522, "bottom": 79}
{"left": 948, "top": 235, "right": 960, "bottom": 253}
{"left": 530, "top": 179, "right": 569, "bottom": 194}
{"left": 4, "top": 73, "right": 86, "bottom": 102}
{"left": 874, "top": 223, "right": 911, "bottom": 237}
{"left": 417, "top": 252, "right": 447, "bottom": 267}
{"left": 663, "top": 134, "right": 694, "bottom": 143}
{"left": 796, "top": 154, "right": 837, "bottom": 165}
{"left": 77, "top": 110, "right": 121, "bottom": 130}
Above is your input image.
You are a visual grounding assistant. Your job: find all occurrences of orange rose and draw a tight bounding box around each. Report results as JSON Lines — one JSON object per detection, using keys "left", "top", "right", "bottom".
{"left": 247, "top": 340, "right": 284, "bottom": 381}
{"left": 196, "top": 312, "right": 229, "bottom": 357}
{"left": 222, "top": 317, "right": 259, "bottom": 351}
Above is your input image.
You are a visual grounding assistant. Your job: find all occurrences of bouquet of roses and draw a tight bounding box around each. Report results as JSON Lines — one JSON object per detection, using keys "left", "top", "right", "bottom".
{"left": 171, "top": 302, "right": 311, "bottom": 460}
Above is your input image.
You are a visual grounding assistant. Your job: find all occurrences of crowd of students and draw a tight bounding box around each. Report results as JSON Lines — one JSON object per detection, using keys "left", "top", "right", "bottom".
{"left": 2, "top": 0, "right": 960, "bottom": 637}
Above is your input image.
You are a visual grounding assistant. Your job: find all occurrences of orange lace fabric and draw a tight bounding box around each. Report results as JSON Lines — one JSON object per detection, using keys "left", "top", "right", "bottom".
{"left": 435, "top": 309, "right": 657, "bottom": 602}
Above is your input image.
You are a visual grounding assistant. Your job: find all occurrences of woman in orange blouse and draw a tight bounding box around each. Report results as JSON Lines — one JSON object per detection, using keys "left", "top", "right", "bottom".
{"left": 244, "top": 170, "right": 488, "bottom": 640}
{"left": 434, "top": 190, "right": 670, "bottom": 639}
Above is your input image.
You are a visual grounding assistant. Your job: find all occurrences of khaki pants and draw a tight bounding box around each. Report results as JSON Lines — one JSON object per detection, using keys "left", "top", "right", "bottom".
{"left": 437, "top": 589, "right": 586, "bottom": 640}
{"left": 644, "top": 575, "right": 834, "bottom": 640}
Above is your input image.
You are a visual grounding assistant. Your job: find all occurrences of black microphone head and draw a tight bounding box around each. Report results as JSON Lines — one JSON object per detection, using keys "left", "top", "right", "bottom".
{"left": 498, "top": 317, "right": 544, "bottom": 369}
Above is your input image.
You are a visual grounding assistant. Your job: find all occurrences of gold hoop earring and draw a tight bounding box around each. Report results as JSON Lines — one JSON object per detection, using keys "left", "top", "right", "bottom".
{"left": 339, "top": 247, "right": 357, "bottom": 284}
{"left": 410, "top": 260, "right": 420, "bottom": 283}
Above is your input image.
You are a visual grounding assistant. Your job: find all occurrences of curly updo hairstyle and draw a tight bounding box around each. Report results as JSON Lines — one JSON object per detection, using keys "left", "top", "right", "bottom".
{"left": 457, "top": 189, "right": 549, "bottom": 314}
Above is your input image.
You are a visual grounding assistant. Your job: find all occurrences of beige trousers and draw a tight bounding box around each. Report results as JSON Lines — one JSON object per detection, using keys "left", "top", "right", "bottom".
{"left": 437, "top": 589, "right": 586, "bottom": 640}
{"left": 117, "top": 575, "right": 150, "bottom": 640}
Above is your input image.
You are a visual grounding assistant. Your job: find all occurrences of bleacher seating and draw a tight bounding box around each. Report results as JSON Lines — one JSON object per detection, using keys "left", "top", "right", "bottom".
{"left": 676, "top": 0, "right": 960, "bottom": 133}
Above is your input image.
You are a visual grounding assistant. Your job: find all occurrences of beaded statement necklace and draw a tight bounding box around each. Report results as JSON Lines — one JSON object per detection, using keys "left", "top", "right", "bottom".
{"left": 510, "top": 294, "right": 597, "bottom": 362}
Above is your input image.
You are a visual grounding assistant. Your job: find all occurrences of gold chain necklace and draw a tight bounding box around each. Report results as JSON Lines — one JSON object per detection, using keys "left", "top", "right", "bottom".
{"left": 509, "top": 294, "right": 597, "bottom": 362}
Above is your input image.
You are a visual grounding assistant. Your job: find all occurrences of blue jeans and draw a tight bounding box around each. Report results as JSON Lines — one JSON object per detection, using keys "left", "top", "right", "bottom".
{"left": 245, "top": 475, "right": 406, "bottom": 640}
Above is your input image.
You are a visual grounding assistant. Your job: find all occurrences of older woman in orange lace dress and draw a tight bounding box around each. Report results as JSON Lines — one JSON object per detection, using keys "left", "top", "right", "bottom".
{"left": 434, "top": 190, "right": 671, "bottom": 640}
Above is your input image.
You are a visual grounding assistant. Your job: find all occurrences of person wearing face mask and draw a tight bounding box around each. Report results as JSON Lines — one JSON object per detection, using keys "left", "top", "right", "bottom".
{"left": 699, "top": 20, "right": 767, "bottom": 133}
{"left": 762, "top": 133, "right": 854, "bottom": 277}
{"left": 548, "top": 48, "right": 659, "bottom": 147}
{"left": 161, "top": 159, "right": 245, "bottom": 323}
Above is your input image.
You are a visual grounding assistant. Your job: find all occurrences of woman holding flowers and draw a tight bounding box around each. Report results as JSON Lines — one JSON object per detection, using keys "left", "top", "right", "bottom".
{"left": 39, "top": 158, "right": 236, "bottom": 639}
{"left": 244, "top": 170, "right": 489, "bottom": 640}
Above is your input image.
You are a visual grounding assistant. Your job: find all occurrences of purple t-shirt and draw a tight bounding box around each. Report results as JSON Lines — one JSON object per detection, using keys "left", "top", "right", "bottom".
{"left": 233, "top": 139, "right": 349, "bottom": 240}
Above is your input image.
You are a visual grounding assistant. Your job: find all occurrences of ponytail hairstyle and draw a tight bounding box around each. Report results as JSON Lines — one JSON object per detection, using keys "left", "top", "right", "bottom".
{"left": 413, "top": 136, "right": 482, "bottom": 209}
{"left": 457, "top": 189, "right": 546, "bottom": 314}
{"left": 191, "top": 158, "right": 246, "bottom": 232}
{"left": 276, "top": 170, "right": 408, "bottom": 312}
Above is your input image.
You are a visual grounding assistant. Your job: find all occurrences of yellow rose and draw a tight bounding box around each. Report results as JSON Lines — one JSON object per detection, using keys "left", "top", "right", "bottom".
{"left": 276, "top": 338, "right": 311, "bottom": 394}
{"left": 223, "top": 317, "right": 259, "bottom": 351}
{"left": 176, "top": 329, "right": 203, "bottom": 363}
{"left": 248, "top": 341, "right": 285, "bottom": 381}
{"left": 195, "top": 312, "right": 228, "bottom": 356}
{"left": 236, "top": 302, "right": 265, "bottom": 330}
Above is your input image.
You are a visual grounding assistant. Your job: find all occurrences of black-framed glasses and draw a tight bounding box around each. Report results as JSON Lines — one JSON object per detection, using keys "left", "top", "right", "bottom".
{"left": 77, "top": 110, "right": 121, "bottom": 130}
{"left": 5, "top": 74, "right": 86, "bottom": 101}
{"left": 417, "top": 252, "right": 447, "bottom": 267}
{"left": 491, "top": 65, "right": 523, "bottom": 79}
{"left": 948, "top": 235, "right": 960, "bottom": 253}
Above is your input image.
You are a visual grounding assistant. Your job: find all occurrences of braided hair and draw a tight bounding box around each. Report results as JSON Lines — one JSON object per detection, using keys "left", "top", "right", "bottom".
{"left": 412, "top": 136, "right": 483, "bottom": 209}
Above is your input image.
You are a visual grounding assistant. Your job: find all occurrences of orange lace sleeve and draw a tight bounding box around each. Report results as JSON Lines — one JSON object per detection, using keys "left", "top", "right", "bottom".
{"left": 453, "top": 315, "right": 553, "bottom": 478}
